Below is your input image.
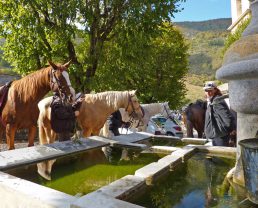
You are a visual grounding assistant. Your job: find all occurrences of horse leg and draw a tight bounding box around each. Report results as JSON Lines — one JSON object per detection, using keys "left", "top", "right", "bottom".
{"left": 186, "top": 120, "right": 194, "bottom": 138}
{"left": 91, "top": 129, "right": 100, "bottom": 136}
{"left": 28, "top": 125, "right": 37, "bottom": 147}
{"left": 82, "top": 127, "right": 92, "bottom": 138}
{"left": 197, "top": 130, "right": 203, "bottom": 139}
{"left": 38, "top": 121, "right": 47, "bottom": 145}
{"left": 0, "top": 125, "right": 4, "bottom": 145}
{"left": 45, "top": 128, "right": 56, "bottom": 144}
{"left": 6, "top": 124, "right": 16, "bottom": 150}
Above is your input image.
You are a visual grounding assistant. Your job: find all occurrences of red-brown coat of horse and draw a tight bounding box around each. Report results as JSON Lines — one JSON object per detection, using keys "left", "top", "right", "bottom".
{"left": 0, "top": 61, "right": 73, "bottom": 150}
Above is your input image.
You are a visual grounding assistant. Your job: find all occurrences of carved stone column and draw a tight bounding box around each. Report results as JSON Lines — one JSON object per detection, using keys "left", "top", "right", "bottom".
{"left": 216, "top": 0, "right": 258, "bottom": 186}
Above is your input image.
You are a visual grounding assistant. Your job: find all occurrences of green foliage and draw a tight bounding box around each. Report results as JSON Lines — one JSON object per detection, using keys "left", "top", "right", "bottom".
{"left": 94, "top": 23, "right": 189, "bottom": 109}
{"left": 0, "top": 0, "right": 189, "bottom": 107}
{"left": 0, "top": 39, "right": 10, "bottom": 69}
{"left": 223, "top": 17, "right": 251, "bottom": 55}
{"left": 0, "top": 0, "right": 187, "bottom": 92}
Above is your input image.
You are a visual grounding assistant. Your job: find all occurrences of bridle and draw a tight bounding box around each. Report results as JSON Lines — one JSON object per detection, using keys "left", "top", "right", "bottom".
{"left": 125, "top": 93, "right": 143, "bottom": 128}
{"left": 49, "top": 68, "right": 72, "bottom": 103}
{"left": 162, "top": 103, "right": 173, "bottom": 119}
{"left": 125, "top": 94, "right": 140, "bottom": 117}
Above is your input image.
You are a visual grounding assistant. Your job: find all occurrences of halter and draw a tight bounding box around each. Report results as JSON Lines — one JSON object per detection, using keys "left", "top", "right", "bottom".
{"left": 49, "top": 68, "right": 71, "bottom": 104}
{"left": 125, "top": 93, "right": 143, "bottom": 127}
{"left": 162, "top": 103, "right": 173, "bottom": 119}
{"left": 125, "top": 94, "right": 140, "bottom": 117}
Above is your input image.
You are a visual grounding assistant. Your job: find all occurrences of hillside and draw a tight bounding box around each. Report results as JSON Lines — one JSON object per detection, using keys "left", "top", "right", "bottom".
{"left": 175, "top": 18, "right": 231, "bottom": 33}
{"left": 175, "top": 18, "right": 231, "bottom": 103}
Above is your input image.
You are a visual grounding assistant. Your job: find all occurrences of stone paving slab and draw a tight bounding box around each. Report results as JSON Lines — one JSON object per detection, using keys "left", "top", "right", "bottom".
{"left": 95, "top": 175, "right": 145, "bottom": 200}
{"left": 134, "top": 162, "right": 170, "bottom": 184}
{"left": 0, "top": 171, "right": 76, "bottom": 208}
{"left": 170, "top": 146, "right": 197, "bottom": 161}
{"left": 149, "top": 146, "right": 180, "bottom": 154}
{"left": 181, "top": 138, "right": 207, "bottom": 145}
{"left": 110, "top": 132, "right": 152, "bottom": 143}
{"left": 0, "top": 138, "right": 109, "bottom": 171}
{"left": 188, "top": 145, "right": 236, "bottom": 158}
{"left": 90, "top": 136, "right": 147, "bottom": 150}
{"left": 71, "top": 192, "right": 144, "bottom": 208}
{"left": 157, "top": 154, "right": 183, "bottom": 167}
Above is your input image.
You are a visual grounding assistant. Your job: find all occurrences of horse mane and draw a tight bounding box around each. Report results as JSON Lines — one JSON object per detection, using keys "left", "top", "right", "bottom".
{"left": 141, "top": 103, "right": 163, "bottom": 115}
{"left": 85, "top": 91, "right": 129, "bottom": 109}
{"left": 11, "top": 66, "right": 51, "bottom": 102}
{"left": 195, "top": 99, "right": 207, "bottom": 110}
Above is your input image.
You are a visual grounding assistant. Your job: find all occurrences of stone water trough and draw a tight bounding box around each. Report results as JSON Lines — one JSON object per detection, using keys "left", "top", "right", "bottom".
{"left": 0, "top": 132, "right": 236, "bottom": 208}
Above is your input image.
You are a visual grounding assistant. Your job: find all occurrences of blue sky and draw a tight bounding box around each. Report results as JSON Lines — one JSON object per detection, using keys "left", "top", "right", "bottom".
{"left": 173, "top": 0, "right": 231, "bottom": 22}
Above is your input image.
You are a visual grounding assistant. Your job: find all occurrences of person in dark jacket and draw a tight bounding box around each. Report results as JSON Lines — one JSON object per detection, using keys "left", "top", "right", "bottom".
{"left": 108, "top": 110, "right": 130, "bottom": 136}
{"left": 204, "top": 81, "right": 236, "bottom": 146}
{"left": 104, "top": 110, "right": 131, "bottom": 163}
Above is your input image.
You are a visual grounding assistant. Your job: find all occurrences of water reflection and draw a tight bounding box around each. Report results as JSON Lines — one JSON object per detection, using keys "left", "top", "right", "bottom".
{"left": 133, "top": 154, "right": 254, "bottom": 208}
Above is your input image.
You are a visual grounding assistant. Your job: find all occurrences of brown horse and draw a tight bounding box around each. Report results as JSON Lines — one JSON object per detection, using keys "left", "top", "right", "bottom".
{"left": 182, "top": 99, "right": 207, "bottom": 138}
{"left": 0, "top": 61, "right": 74, "bottom": 150}
{"left": 38, "top": 90, "right": 143, "bottom": 144}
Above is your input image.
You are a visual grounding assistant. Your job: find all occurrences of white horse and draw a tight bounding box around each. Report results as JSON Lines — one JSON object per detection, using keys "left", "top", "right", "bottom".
{"left": 101, "top": 102, "right": 172, "bottom": 138}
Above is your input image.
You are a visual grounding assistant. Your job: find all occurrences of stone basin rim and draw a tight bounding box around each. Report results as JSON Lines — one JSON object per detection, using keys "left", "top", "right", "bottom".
{"left": 216, "top": 58, "right": 258, "bottom": 81}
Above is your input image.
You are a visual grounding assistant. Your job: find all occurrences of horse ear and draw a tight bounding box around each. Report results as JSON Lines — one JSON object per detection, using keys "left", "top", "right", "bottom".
{"left": 48, "top": 60, "right": 58, "bottom": 70}
{"left": 63, "top": 60, "right": 72, "bottom": 69}
{"left": 130, "top": 90, "right": 137, "bottom": 95}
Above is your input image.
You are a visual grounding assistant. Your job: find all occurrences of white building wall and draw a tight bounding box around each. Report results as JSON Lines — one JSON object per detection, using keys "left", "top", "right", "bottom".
{"left": 229, "top": 0, "right": 251, "bottom": 32}
{"left": 241, "top": 0, "right": 250, "bottom": 13}
{"left": 231, "top": 0, "right": 239, "bottom": 23}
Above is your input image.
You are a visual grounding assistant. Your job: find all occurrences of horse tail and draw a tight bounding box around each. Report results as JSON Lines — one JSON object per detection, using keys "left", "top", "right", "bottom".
{"left": 186, "top": 119, "right": 194, "bottom": 138}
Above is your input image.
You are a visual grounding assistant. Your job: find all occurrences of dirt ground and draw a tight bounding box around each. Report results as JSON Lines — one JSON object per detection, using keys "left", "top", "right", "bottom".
{"left": 0, "top": 139, "right": 39, "bottom": 152}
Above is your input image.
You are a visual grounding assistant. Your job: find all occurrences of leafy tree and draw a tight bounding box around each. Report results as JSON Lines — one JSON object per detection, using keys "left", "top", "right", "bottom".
{"left": 94, "top": 22, "right": 188, "bottom": 108}
{"left": 0, "top": 0, "right": 186, "bottom": 92}
{"left": 222, "top": 17, "right": 251, "bottom": 55}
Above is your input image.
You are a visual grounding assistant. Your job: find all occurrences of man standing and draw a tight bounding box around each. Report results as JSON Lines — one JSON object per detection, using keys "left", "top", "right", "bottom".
{"left": 204, "top": 81, "right": 236, "bottom": 146}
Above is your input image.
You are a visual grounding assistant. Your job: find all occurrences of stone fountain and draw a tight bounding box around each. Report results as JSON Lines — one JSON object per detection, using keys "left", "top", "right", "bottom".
{"left": 216, "top": 0, "right": 258, "bottom": 191}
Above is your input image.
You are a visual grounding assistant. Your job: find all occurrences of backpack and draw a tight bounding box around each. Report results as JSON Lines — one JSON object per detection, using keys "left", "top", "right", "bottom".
{"left": 50, "top": 97, "right": 75, "bottom": 134}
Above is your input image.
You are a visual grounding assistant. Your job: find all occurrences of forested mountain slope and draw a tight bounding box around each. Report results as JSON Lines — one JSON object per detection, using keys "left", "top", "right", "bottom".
{"left": 175, "top": 18, "right": 231, "bottom": 77}
{"left": 175, "top": 18, "right": 231, "bottom": 102}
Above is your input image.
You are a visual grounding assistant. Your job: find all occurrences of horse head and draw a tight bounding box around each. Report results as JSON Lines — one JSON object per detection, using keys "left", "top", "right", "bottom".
{"left": 125, "top": 90, "right": 143, "bottom": 119}
{"left": 161, "top": 102, "right": 173, "bottom": 118}
{"left": 49, "top": 60, "right": 75, "bottom": 103}
{"left": 195, "top": 99, "right": 207, "bottom": 111}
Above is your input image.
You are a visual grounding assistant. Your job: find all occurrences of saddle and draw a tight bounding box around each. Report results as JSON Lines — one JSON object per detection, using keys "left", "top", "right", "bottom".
{"left": 50, "top": 96, "right": 75, "bottom": 134}
{"left": 0, "top": 81, "right": 12, "bottom": 116}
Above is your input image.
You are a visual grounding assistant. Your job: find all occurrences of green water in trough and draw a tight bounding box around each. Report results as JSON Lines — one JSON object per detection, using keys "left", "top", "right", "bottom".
{"left": 132, "top": 154, "right": 255, "bottom": 208}
{"left": 10, "top": 149, "right": 163, "bottom": 195}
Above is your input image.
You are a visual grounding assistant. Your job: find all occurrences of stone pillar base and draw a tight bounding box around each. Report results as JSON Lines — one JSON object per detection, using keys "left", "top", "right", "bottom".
{"left": 233, "top": 113, "right": 258, "bottom": 186}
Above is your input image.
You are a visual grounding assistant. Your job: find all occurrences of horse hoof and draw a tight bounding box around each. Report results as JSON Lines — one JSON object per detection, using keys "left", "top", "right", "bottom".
{"left": 8, "top": 146, "right": 15, "bottom": 150}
